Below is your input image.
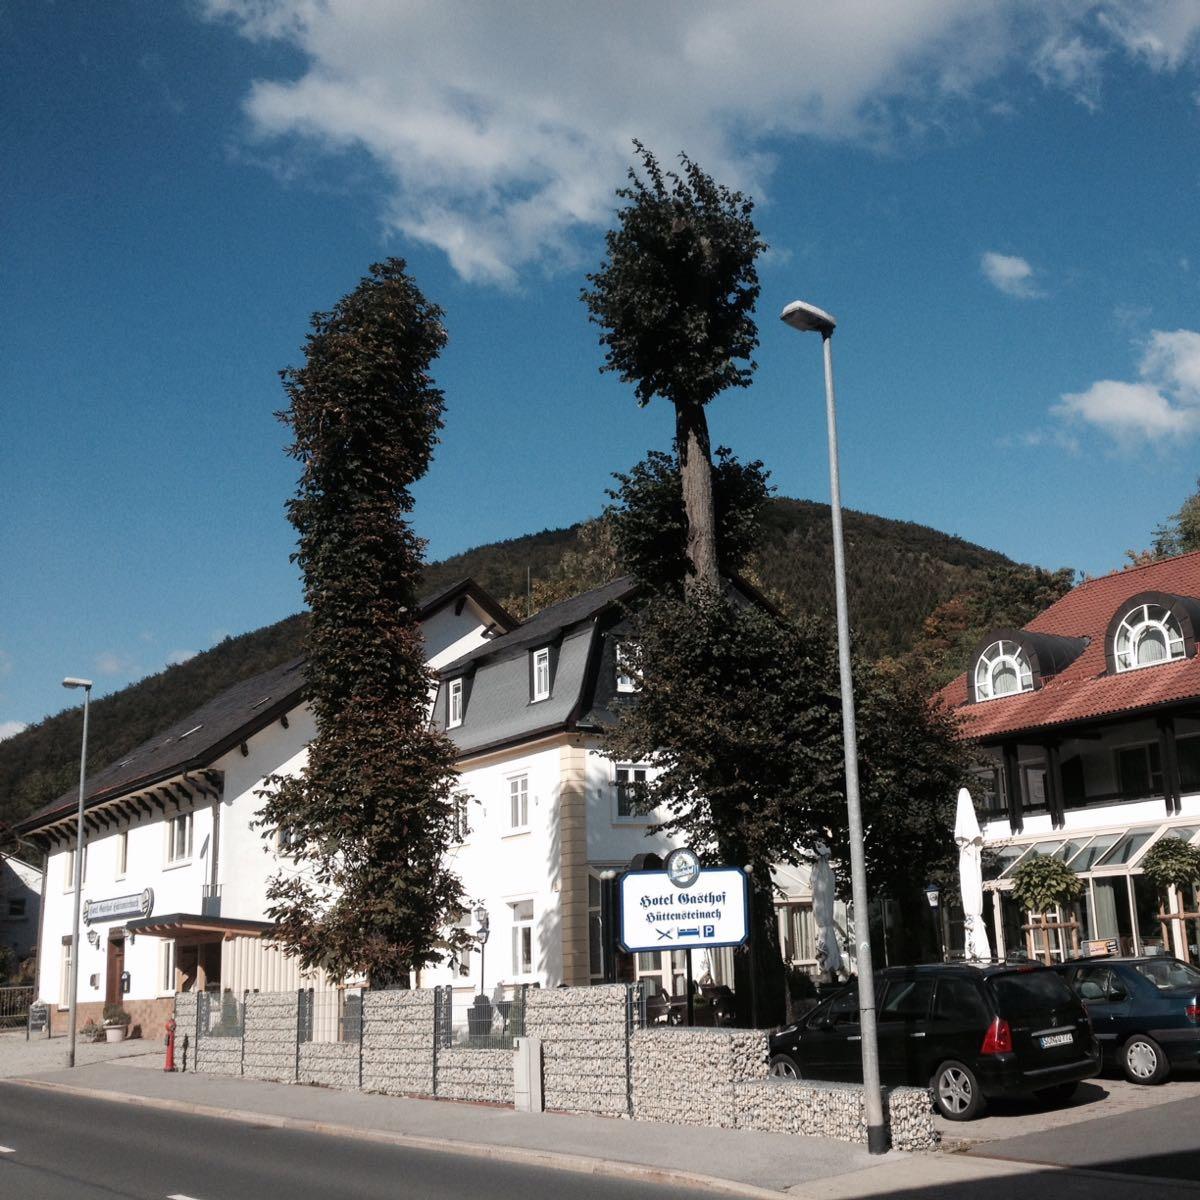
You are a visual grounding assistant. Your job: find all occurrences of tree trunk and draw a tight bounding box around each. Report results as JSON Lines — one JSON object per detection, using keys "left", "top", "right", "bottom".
{"left": 675, "top": 398, "right": 719, "bottom": 592}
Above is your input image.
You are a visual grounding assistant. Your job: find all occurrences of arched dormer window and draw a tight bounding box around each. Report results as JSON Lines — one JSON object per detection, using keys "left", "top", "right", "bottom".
{"left": 1112, "top": 603, "right": 1185, "bottom": 671}
{"left": 1105, "top": 591, "right": 1200, "bottom": 675}
{"left": 974, "top": 640, "right": 1034, "bottom": 701}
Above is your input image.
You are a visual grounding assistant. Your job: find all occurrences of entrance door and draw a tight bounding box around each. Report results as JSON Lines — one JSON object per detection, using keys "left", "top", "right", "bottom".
{"left": 105, "top": 936, "right": 125, "bottom": 1004}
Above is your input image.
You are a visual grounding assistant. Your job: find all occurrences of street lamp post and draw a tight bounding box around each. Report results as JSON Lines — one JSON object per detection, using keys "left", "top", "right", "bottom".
{"left": 62, "top": 676, "right": 93, "bottom": 1070}
{"left": 780, "top": 301, "right": 887, "bottom": 1154}
{"left": 474, "top": 904, "right": 490, "bottom": 996}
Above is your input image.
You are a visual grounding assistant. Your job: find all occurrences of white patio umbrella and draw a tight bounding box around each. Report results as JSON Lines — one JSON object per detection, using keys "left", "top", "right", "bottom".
{"left": 955, "top": 787, "right": 992, "bottom": 962}
{"left": 811, "top": 842, "right": 844, "bottom": 977}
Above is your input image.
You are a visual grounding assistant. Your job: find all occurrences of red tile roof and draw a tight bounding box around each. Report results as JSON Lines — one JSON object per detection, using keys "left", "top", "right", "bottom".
{"left": 938, "top": 550, "right": 1200, "bottom": 742}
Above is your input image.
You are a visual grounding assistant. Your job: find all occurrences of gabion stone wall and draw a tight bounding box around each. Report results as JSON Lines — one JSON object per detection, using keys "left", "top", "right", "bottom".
{"left": 298, "top": 1041, "right": 359, "bottom": 1089}
{"left": 437, "top": 1048, "right": 513, "bottom": 1104}
{"left": 242, "top": 992, "right": 299, "bottom": 1083}
{"left": 197, "top": 1034, "right": 242, "bottom": 1076}
{"left": 734, "top": 1079, "right": 938, "bottom": 1151}
{"left": 174, "top": 993, "right": 197, "bottom": 1033}
{"left": 631, "top": 1027, "right": 767, "bottom": 1129}
{"left": 361, "top": 989, "right": 435, "bottom": 1096}
{"left": 526, "top": 985, "right": 630, "bottom": 1116}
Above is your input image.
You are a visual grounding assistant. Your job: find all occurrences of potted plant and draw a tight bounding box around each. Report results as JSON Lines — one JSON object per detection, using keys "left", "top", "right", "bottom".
{"left": 1139, "top": 838, "right": 1200, "bottom": 961}
{"left": 1009, "top": 854, "right": 1083, "bottom": 964}
{"left": 102, "top": 1002, "right": 132, "bottom": 1042}
{"left": 80, "top": 1018, "right": 104, "bottom": 1044}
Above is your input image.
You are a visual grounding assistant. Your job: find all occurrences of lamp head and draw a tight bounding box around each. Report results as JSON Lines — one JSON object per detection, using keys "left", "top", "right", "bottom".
{"left": 62, "top": 677, "right": 93, "bottom": 690}
{"left": 473, "top": 904, "right": 489, "bottom": 930}
{"left": 925, "top": 882, "right": 941, "bottom": 908}
{"left": 780, "top": 300, "right": 837, "bottom": 337}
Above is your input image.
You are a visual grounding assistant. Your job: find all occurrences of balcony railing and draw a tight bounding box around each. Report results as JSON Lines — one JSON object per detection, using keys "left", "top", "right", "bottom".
{"left": 201, "top": 883, "right": 222, "bottom": 918}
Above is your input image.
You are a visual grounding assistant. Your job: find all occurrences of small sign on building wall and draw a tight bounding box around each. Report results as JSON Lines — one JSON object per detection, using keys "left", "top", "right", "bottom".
{"left": 618, "top": 856, "right": 749, "bottom": 953}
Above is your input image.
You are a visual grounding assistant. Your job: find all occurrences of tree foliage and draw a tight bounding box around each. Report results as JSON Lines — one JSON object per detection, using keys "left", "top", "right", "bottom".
{"left": 893, "top": 563, "right": 1076, "bottom": 688}
{"left": 1128, "top": 477, "right": 1200, "bottom": 565}
{"left": 256, "top": 259, "right": 468, "bottom": 985}
{"left": 1140, "top": 837, "right": 1200, "bottom": 895}
{"left": 1009, "top": 854, "right": 1083, "bottom": 915}
{"left": 582, "top": 144, "right": 765, "bottom": 589}
{"left": 606, "top": 448, "right": 771, "bottom": 593}
{"left": 607, "top": 587, "right": 969, "bottom": 1022}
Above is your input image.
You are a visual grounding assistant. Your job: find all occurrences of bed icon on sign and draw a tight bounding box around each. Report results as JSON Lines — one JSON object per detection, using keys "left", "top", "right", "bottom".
{"left": 677, "top": 927, "right": 700, "bottom": 938}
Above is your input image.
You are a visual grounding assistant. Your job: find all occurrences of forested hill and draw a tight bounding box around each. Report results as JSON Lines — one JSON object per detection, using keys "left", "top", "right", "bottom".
{"left": 0, "top": 498, "right": 1012, "bottom": 841}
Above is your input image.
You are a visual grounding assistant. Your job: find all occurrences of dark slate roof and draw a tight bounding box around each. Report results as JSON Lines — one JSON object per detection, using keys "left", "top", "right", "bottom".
{"left": 20, "top": 656, "right": 306, "bottom": 832}
{"left": 442, "top": 576, "right": 638, "bottom": 673}
{"left": 20, "top": 579, "right": 511, "bottom": 834}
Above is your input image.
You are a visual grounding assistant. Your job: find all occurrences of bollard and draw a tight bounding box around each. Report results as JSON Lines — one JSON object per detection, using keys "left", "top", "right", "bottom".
{"left": 163, "top": 1017, "right": 177, "bottom": 1072}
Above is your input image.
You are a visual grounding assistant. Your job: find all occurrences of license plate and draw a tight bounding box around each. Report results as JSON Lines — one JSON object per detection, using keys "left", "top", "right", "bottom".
{"left": 1040, "top": 1032, "right": 1072, "bottom": 1049}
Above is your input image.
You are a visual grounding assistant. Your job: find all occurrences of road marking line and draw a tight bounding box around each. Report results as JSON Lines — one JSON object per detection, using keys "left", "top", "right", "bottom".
{"left": 0, "top": 1146, "right": 15, "bottom": 1154}
{"left": 167, "top": 1194, "right": 206, "bottom": 1199}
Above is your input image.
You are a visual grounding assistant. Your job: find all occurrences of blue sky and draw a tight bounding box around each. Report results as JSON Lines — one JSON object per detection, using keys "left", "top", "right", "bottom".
{"left": 3, "top": 1, "right": 1200, "bottom": 734}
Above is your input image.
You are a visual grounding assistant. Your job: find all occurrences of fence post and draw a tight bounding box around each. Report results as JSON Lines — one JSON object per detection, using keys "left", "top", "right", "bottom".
{"left": 294, "top": 988, "right": 304, "bottom": 1082}
{"left": 194, "top": 989, "right": 203, "bottom": 1073}
{"left": 624, "top": 982, "right": 638, "bottom": 1118}
{"left": 239, "top": 991, "right": 248, "bottom": 1077}
{"left": 358, "top": 988, "right": 366, "bottom": 1091}
{"left": 431, "top": 985, "right": 442, "bottom": 1097}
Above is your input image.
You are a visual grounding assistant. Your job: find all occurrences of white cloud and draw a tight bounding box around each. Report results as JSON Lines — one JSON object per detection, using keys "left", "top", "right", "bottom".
{"left": 199, "top": 1, "right": 1200, "bottom": 285}
{"left": 166, "top": 649, "right": 198, "bottom": 666}
{"left": 981, "top": 251, "right": 1043, "bottom": 299}
{"left": 0, "top": 720, "right": 27, "bottom": 742}
{"left": 95, "top": 651, "right": 137, "bottom": 676}
{"left": 1053, "top": 328, "right": 1200, "bottom": 446}
{"left": 1098, "top": 2, "right": 1200, "bottom": 71}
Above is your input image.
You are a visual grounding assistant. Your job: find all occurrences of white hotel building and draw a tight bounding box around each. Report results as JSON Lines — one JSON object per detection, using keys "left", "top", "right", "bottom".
{"left": 22, "top": 577, "right": 821, "bottom": 1034}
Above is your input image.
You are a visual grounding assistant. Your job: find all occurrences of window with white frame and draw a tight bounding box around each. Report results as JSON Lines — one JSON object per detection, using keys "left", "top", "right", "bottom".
{"left": 1113, "top": 603, "right": 1186, "bottom": 672}
{"left": 159, "top": 940, "right": 176, "bottom": 994}
{"left": 511, "top": 899, "right": 534, "bottom": 975}
{"left": 447, "top": 678, "right": 464, "bottom": 728}
{"left": 778, "top": 902, "right": 817, "bottom": 965}
{"left": 59, "top": 940, "right": 72, "bottom": 1008}
{"left": 508, "top": 774, "right": 530, "bottom": 832}
{"left": 63, "top": 846, "right": 87, "bottom": 891}
{"left": 167, "top": 811, "right": 194, "bottom": 863}
{"left": 276, "top": 825, "right": 300, "bottom": 854}
{"left": 116, "top": 831, "right": 128, "bottom": 878}
{"left": 615, "top": 764, "right": 650, "bottom": 819}
{"left": 974, "top": 640, "right": 1034, "bottom": 701}
{"left": 452, "top": 793, "right": 470, "bottom": 842}
{"left": 532, "top": 647, "right": 550, "bottom": 702}
{"left": 615, "top": 641, "right": 639, "bottom": 693}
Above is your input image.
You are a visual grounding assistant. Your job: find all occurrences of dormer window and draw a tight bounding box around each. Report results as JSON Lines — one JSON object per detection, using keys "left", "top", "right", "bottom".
{"left": 447, "top": 678, "right": 464, "bottom": 728}
{"left": 974, "top": 640, "right": 1033, "bottom": 701}
{"left": 1113, "top": 603, "right": 1185, "bottom": 672}
{"left": 615, "top": 641, "right": 639, "bottom": 693}
{"left": 532, "top": 647, "right": 551, "bottom": 702}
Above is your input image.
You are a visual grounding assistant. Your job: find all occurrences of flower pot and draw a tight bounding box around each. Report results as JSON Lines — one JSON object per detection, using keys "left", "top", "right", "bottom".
{"left": 104, "top": 1025, "right": 126, "bottom": 1043}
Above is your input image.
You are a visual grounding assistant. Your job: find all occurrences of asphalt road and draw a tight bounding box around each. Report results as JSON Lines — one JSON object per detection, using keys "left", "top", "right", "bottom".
{"left": 0, "top": 1083, "right": 705, "bottom": 1200}
{"left": 973, "top": 1089, "right": 1200, "bottom": 1182}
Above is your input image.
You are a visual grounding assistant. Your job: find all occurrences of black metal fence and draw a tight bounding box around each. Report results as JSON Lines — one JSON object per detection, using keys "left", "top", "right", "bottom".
{"left": 197, "top": 988, "right": 244, "bottom": 1037}
{"left": 440, "top": 983, "right": 529, "bottom": 1050}
{"left": 297, "top": 987, "right": 363, "bottom": 1044}
{"left": 0, "top": 985, "right": 33, "bottom": 1030}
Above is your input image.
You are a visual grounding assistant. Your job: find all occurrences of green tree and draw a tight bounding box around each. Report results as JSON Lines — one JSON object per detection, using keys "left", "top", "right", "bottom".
{"left": 1127, "top": 478, "right": 1200, "bottom": 564}
{"left": 1009, "top": 854, "right": 1083, "bottom": 964}
{"left": 582, "top": 144, "right": 765, "bottom": 592}
{"left": 607, "top": 590, "right": 969, "bottom": 1024}
{"left": 606, "top": 447, "right": 772, "bottom": 593}
{"left": 256, "top": 259, "right": 469, "bottom": 985}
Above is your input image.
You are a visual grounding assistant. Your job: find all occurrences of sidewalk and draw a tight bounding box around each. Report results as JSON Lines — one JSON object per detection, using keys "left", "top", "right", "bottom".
{"left": 9, "top": 1057, "right": 1199, "bottom": 1199}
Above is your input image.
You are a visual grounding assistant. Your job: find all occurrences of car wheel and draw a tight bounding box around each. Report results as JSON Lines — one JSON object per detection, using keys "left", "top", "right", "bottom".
{"left": 932, "top": 1060, "right": 986, "bottom": 1121}
{"left": 769, "top": 1054, "right": 802, "bottom": 1080}
{"left": 1122, "top": 1035, "right": 1169, "bottom": 1085}
{"left": 1033, "top": 1081, "right": 1078, "bottom": 1106}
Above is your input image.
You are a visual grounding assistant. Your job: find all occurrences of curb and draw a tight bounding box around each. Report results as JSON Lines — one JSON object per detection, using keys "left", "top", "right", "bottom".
{"left": 8, "top": 1077, "right": 789, "bottom": 1199}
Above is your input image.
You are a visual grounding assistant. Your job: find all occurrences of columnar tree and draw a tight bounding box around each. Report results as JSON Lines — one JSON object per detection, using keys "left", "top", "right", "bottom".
{"left": 582, "top": 144, "right": 764, "bottom": 592}
{"left": 257, "top": 259, "right": 469, "bottom": 986}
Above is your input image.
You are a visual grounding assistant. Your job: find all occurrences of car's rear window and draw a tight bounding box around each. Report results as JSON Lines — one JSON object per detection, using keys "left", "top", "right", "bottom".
{"left": 1134, "top": 959, "right": 1200, "bottom": 990}
{"left": 987, "top": 970, "right": 1077, "bottom": 1017}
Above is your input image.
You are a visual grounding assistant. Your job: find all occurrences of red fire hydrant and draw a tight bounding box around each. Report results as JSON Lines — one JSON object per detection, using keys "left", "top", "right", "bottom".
{"left": 163, "top": 1017, "right": 176, "bottom": 1073}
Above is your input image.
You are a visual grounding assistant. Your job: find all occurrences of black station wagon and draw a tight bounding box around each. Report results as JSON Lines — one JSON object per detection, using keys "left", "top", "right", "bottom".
{"left": 1054, "top": 956, "right": 1200, "bottom": 1084}
{"left": 768, "top": 963, "right": 1100, "bottom": 1120}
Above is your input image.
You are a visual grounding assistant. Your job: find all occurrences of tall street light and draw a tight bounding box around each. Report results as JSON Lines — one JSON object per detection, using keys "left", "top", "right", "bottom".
{"left": 780, "top": 301, "right": 886, "bottom": 1154}
{"left": 62, "top": 676, "right": 93, "bottom": 1069}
